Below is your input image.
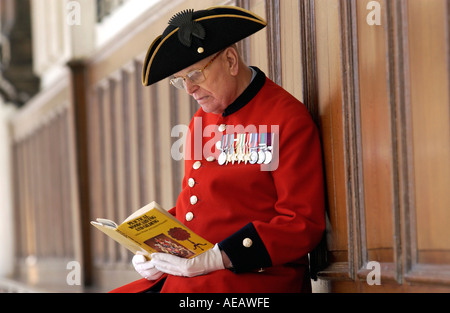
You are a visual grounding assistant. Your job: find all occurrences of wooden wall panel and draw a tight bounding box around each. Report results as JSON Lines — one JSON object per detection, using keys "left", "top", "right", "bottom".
{"left": 298, "top": 0, "right": 320, "bottom": 121}
{"left": 407, "top": 0, "right": 450, "bottom": 277}
{"left": 102, "top": 78, "right": 119, "bottom": 263}
{"left": 89, "top": 84, "right": 106, "bottom": 265}
{"left": 12, "top": 142, "right": 25, "bottom": 258}
{"left": 172, "top": 89, "right": 193, "bottom": 197}
{"left": 51, "top": 119, "right": 63, "bottom": 257}
{"left": 314, "top": 0, "right": 450, "bottom": 291}
{"left": 314, "top": 0, "right": 350, "bottom": 276}
{"left": 24, "top": 137, "right": 37, "bottom": 258}
{"left": 280, "top": 0, "right": 302, "bottom": 101}
{"left": 110, "top": 73, "right": 127, "bottom": 242}
{"left": 10, "top": 73, "right": 82, "bottom": 286}
{"left": 249, "top": 0, "right": 269, "bottom": 73}
{"left": 136, "top": 65, "right": 159, "bottom": 207}
{"left": 117, "top": 70, "right": 133, "bottom": 263}
{"left": 122, "top": 65, "right": 142, "bottom": 217}
{"left": 265, "top": 0, "right": 282, "bottom": 85}
{"left": 355, "top": 0, "right": 395, "bottom": 264}
{"left": 155, "top": 80, "right": 175, "bottom": 209}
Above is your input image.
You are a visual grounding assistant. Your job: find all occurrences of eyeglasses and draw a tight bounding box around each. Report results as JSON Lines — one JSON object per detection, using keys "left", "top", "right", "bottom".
{"left": 170, "top": 50, "right": 224, "bottom": 90}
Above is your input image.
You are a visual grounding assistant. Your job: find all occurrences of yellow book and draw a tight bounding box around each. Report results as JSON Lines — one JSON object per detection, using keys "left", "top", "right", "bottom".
{"left": 90, "top": 201, "right": 213, "bottom": 259}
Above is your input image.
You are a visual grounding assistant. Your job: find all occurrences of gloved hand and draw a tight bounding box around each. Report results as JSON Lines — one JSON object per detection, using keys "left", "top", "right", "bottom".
{"left": 150, "top": 244, "right": 225, "bottom": 277}
{"left": 132, "top": 251, "right": 164, "bottom": 281}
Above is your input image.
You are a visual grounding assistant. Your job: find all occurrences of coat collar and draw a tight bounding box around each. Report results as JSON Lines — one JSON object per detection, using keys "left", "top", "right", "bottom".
{"left": 222, "top": 66, "right": 266, "bottom": 117}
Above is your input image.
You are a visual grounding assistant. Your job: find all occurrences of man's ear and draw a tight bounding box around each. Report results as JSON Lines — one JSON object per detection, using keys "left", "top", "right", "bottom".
{"left": 224, "top": 47, "right": 239, "bottom": 76}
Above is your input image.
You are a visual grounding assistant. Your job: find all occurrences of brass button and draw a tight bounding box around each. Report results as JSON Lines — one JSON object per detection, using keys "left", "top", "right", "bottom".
{"left": 190, "top": 195, "right": 198, "bottom": 205}
{"left": 218, "top": 124, "right": 227, "bottom": 132}
{"left": 193, "top": 161, "right": 201, "bottom": 170}
{"left": 188, "top": 178, "right": 195, "bottom": 188}
{"left": 186, "top": 212, "right": 194, "bottom": 222}
{"left": 243, "top": 238, "right": 253, "bottom": 248}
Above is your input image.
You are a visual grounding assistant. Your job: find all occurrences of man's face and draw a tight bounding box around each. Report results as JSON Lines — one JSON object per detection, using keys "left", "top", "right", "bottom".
{"left": 174, "top": 51, "right": 237, "bottom": 115}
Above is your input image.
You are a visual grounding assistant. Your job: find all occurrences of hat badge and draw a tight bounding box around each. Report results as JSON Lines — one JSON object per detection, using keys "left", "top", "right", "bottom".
{"left": 168, "top": 9, "right": 206, "bottom": 51}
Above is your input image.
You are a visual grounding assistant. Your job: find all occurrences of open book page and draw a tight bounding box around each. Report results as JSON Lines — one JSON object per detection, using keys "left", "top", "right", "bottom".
{"left": 90, "top": 221, "right": 146, "bottom": 254}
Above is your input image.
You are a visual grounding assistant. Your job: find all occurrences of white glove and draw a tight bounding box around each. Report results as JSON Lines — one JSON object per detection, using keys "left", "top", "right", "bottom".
{"left": 132, "top": 251, "right": 164, "bottom": 281}
{"left": 150, "top": 244, "right": 225, "bottom": 277}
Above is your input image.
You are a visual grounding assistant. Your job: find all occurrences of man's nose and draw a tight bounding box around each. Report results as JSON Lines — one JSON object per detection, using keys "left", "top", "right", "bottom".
{"left": 184, "top": 79, "right": 198, "bottom": 95}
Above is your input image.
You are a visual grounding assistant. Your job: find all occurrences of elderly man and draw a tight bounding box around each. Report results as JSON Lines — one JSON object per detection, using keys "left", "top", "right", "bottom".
{"left": 111, "top": 5, "right": 325, "bottom": 293}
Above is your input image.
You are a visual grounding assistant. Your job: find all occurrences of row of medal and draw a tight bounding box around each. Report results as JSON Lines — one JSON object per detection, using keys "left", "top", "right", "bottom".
{"left": 216, "top": 132, "right": 275, "bottom": 166}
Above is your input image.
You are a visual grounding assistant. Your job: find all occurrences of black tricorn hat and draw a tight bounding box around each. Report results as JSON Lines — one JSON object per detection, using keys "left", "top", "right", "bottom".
{"left": 142, "top": 6, "right": 267, "bottom": 86}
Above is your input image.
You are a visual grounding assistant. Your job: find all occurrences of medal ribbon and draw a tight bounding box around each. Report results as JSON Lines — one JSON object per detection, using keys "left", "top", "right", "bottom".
{"left": 267, "top": 132, "right": 272, "bottom": 148}
{"left": 260, "top": 132, "right": 266, "bottom": 148}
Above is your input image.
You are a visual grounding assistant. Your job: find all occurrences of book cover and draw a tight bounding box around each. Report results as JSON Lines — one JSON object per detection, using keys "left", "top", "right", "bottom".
{"left": 91, "top": 201, "right": 213, "bottom": 259}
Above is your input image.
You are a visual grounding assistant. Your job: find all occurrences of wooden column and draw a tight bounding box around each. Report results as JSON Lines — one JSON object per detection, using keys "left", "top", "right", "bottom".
{"left": 67, "top": 60, "right": 93, "bottom": 287}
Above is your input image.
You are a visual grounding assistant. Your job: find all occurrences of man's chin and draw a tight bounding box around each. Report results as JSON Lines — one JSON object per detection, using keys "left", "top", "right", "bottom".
{"left": 201, "top": 107, "right": 223, "bottom": 115}
{"left": 200, "top": 104, "right": 213, "bottom": 114}
{"left": 198, "top": 101, "right": 226, "bottom": 115}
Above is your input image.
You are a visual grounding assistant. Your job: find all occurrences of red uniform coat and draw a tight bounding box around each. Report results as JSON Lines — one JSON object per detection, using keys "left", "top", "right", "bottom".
{"left": 110, "top": 67, "right": 325, "bottom": 293}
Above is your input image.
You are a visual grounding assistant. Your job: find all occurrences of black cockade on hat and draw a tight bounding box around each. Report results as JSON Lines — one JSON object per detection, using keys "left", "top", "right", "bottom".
{"left": 168, "top": 9, "right": 206, "bottom": 48}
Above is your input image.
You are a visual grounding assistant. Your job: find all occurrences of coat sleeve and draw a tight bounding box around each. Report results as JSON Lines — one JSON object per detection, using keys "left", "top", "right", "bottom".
{"left": 219, "top": 106, "right": 326, "bottom": 273}
{"left": 168, "top": 207, "right": 176, "bottom": 216}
